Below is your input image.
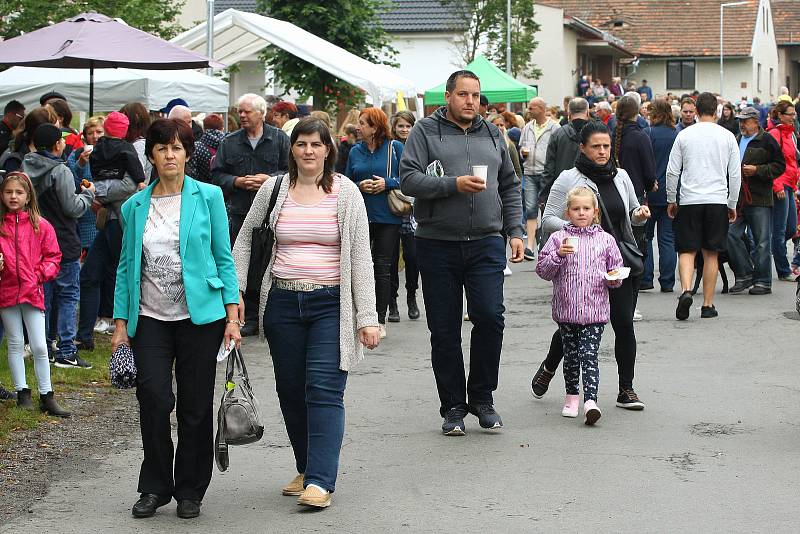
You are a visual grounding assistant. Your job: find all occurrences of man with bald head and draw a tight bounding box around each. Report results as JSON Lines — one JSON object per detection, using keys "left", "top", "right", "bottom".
{"left": 518, "top": 97, "right": 559, "bottom": 257}
{"left": 167, "top": 104, "right": 192, "bottom": 123}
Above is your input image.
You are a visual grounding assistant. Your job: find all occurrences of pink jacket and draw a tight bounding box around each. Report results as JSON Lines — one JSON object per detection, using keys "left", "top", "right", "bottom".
{"left": 0, "top": 211, "right": 61, "bottom": 311}
{"left": 536, "top": 224, "right": 623, "bottom": 325}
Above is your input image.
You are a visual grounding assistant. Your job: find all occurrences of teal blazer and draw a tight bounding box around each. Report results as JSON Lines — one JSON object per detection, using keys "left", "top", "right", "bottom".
{"left": 113, "top": 176, "right": 240, "bottom": 337}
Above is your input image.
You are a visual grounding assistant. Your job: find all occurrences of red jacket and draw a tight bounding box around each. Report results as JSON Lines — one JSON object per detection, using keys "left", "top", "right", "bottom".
{"left": 768, "top": 123, "right": 799, "bottom": 192}
{"left": 0, "top": 211, "right": 61, "bottom": 310}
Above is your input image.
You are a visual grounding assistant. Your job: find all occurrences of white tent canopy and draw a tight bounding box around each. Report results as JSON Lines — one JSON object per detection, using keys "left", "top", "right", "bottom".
{"left": 171, "top": 9, "right": 418, "bottom": 105}
{"left": 0, "top": 66, "right": 229, "bottom": 112}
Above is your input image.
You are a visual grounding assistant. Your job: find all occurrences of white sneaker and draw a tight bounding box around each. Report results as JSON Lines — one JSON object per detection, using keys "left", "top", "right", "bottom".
{"left": 23, "top": 344, "right": 32, "bottom": 359}
{"left": 503, "top": 265, "right": 513, "bottom": 276}
{"left": 94, "top": 318, "right": 111, "bottom": 333}
{"left": 633, "top": 308, "right": 643, "bottom": 322}
{"left": 379, "top": 324, "right": 387, "bottom": 339}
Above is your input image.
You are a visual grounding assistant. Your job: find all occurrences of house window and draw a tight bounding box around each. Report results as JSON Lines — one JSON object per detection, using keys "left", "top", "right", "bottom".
{"left": 666, "top": 60, "right": 695, "bottom": 89}
{"left": 757, "top": 63, "right": 762, "bottom": 91}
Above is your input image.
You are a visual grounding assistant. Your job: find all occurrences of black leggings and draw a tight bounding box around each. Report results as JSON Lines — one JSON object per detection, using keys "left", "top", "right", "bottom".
{"left": 544, "top": 276, "right": 639, "bottom": 390}
{"left": 370, "top": 223, "right": 401, "bottom": 323}
{"left": 390, "top": 231, "right": 419, "bottom": 300}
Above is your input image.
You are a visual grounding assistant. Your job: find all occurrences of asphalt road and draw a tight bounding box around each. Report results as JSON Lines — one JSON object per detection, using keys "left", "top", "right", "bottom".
{"left": 2, "top": 260, "right": 798, "bottom": 533}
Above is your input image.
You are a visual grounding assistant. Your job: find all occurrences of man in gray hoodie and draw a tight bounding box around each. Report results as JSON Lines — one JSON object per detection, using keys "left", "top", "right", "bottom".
{"left": 399, "top": 70, "right": 524, "bottom": 436}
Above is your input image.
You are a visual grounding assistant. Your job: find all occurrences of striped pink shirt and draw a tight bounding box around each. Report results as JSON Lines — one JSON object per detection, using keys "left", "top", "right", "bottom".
{"left": 272, "top": 176, "right": 341, "bottom": 284}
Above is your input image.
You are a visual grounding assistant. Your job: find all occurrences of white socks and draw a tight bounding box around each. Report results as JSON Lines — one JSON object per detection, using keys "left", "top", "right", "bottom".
{"left": 307, "top": 483, "right": 329, "bottom": 495}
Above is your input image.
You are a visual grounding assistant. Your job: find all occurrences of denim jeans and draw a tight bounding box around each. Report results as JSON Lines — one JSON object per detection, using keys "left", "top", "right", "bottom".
{"left": 728, "top": 205, "right": 773, "bottom": 287}
{"left": 772, "top": 186, "right": 798, "bottom": 277}
{"left": 642, "top": 205, "right": 676, "bottom": 289}
{"left": 44, "top": 260, "right": 81, "bottom": 359}
{"left": 1, "top": 304, "right": 51, "bottom": 394}
{"left": 264, "top": 286, "right": 347, "bottom": 493}
{"left": 390, "top": 230, "right": 420, "bottom": 300}
{"left": 523, "top": 174, "right": 543, "bottom": 220}
{"left": 77, "top": 219, "right": 122, "bottom": 343}
{"left": 415, "top": 236, "right": 506, "bottom": 416}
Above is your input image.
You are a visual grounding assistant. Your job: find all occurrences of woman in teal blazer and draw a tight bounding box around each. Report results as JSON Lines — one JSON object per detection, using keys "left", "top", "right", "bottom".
{"left": 111, "top": 119, "right": 241, "bottom": 521}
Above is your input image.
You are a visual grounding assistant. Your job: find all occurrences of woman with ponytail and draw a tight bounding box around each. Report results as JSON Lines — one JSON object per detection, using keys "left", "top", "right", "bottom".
{"left": 612, "top": 95, "right": 656, "bottom": 199}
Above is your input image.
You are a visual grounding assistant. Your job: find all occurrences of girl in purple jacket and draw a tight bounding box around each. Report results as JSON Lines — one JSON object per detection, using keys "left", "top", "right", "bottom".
{"left": 536, "top": 187, "right": 623, "bottom": 425}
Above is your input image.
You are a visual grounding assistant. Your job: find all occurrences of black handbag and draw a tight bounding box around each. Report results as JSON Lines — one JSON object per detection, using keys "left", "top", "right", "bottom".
{"left": 595, "top": 191, "right": 644, "bottom": 278}
{"left": 214, "top": 347, "right": 264, "bottom": 472}
{"left": 245, "top": 175, "right": 283, "bottom": 299}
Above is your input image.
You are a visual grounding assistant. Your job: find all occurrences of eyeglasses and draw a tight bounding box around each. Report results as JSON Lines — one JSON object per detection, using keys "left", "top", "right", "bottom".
{"left": 781, "top": 111, "right": 797, "bottom": 117}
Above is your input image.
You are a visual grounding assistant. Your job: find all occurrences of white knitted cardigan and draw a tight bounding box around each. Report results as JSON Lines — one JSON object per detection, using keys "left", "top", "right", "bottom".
{"left": 232, "top": 174, "right": 379, "bottom": 371}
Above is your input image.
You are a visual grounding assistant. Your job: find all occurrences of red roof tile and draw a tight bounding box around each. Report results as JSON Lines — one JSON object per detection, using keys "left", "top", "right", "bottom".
{"left": 772, "top": 0, "right": 800, "bottom": 45}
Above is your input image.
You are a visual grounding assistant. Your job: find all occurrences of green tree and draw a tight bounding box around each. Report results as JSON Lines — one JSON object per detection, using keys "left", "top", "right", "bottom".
{"left": 0, "top": 0, "right": 185, "bottom": 41}
{"left": 255, "top": 0, "right": 396, "bottom": 110}
{"left": 451, "top": 0, "right": 541, "bottom": 79}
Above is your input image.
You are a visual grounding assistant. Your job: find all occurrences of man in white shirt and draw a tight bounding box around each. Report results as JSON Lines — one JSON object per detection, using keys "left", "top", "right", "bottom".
{"left": 666, "top": 92, "right": 741, "bottom": 320}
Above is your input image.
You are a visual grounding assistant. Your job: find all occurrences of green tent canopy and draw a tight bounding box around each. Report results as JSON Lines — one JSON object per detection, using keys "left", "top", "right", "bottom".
{"left": 423, "top": 55, "right": 537, "bottom": 106}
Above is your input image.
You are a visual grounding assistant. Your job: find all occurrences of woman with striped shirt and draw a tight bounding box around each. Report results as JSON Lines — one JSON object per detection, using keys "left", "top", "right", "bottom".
{"left": 232, "top": 117, "right": 380, "bottom": 509}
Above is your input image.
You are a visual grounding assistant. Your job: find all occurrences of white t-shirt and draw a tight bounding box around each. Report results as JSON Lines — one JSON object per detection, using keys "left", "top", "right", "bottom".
{"left": 139, "top": 193, "right": 189, "bottom": 321}
{"left": 665, "top": 121, "right": 742, "bottom": 208}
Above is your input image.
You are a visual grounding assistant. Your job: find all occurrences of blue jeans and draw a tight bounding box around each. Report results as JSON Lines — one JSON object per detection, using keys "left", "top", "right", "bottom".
{"left": 523, "top": 174, "right": 542, "bottom": 220}
{"left": 44, "top": 260, "right": 80, "bottom": 359}
{"left": 772, "top": 186, "right": 797, "bottom": 277}
{"left": 263, "top": 286, "right": 347, "bottom": 493}
{"left": 77, "top": 219, "right": 122, "bottom": 343}
{"left": 642, "top": 205, "right": 676, "bottom": 289}
{"left": 415, "top": 236, "right": 506, "bottom": 415}
{"left": 727, "top": 205, "right": 773, "bottom": 287}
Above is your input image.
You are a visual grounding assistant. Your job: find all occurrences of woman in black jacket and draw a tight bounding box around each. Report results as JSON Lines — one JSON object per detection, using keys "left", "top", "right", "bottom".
{"left": 612, "top": 95, "right": 657, "bottom": 199}
{"left": 717, "top": 103, "right": 739, "bottom": 136}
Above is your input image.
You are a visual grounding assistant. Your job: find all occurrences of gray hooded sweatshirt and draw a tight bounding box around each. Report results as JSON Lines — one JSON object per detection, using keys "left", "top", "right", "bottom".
{"left": 399, "top": 107, "right": 523, "bottom": 241}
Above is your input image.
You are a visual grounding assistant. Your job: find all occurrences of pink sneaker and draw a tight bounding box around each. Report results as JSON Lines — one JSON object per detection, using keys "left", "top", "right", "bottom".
{"left": 584, "top": 400, "right": 602, "bottom": 426}
{"left": 561, "top": 394, "right": 579, "bottom": 418}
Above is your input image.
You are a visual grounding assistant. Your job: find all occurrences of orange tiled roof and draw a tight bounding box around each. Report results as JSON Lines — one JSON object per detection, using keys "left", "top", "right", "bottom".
{"left": 540, "top": 0, "right": 760, "bottom": 57}
{"left": 772, "top": 0, "right": 800, "bottom": 45}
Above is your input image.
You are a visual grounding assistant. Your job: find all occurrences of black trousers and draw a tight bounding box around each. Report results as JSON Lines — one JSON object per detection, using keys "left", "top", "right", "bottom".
{"left": 369, "top": 223, "right": 401, "bottom": 323}
{"left": 230, "top": 213, "right": 259, "bottom": 325}
{"left": 390, "top": 231, "right": 420, "bottom": 300}
{"left": 132, "top": 316, "right": 225, "bottom": 501}
{"left": 543, "top": 276, "right": 639, "bottom": 390}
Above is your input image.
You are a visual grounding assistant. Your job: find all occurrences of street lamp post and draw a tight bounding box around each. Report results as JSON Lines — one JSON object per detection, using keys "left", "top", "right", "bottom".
{"left": 720, "top": 1, "right": 747, "bottom": 97}
{"left": 206, "top": 0, "right": 215, "bottom": 77}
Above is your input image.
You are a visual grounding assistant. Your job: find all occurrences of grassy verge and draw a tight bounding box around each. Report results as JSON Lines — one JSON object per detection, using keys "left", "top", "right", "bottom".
{"left": 0, "top": 337, "right": 112, "bottom": 443}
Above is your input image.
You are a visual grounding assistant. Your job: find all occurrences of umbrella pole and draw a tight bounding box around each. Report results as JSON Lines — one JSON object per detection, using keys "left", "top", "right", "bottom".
{"left": 89, "top": 62, "right": 94, "bottom": 116}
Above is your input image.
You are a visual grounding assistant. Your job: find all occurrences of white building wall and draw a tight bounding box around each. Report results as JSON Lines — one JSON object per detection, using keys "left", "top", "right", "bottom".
{"left": 175, "top": 0, "right": 207, "bottom": 32}
{"left": 748, "top": 0, "right": 780, "bottom": 100}
{"left": 524, "top": 4, "right": 577, "bottom": 107}
{"left": 633, "top": 58, "right": 755, "bottom": 99}
{"left": 388, "top": 32, "right": 463, "bottom": 93}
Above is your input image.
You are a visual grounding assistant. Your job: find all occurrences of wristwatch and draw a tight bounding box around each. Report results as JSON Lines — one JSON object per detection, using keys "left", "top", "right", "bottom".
{"left": 226, "top": 319, "right": 243, "bottom": 326}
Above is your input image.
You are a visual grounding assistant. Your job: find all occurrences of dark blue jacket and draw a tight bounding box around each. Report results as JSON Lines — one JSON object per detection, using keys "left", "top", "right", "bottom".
{"left": 346, "top": 138, "right": 402, "bottom": 224}
{"left": 614, "top": 122, "right": 656, "bottom": 197}
{"left": 646, "top": 125, "right": 678, "bottom": 206}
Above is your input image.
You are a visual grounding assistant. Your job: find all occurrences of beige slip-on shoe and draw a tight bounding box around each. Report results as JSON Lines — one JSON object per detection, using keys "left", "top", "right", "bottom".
{"left": 297, "top": 485, "right": 331, "bottom": 508}
{"left": 282, "top": 474, "right": 304, "bottom": 496}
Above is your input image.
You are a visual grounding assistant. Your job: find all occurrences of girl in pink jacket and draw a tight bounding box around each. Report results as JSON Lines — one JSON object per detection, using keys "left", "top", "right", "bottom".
{"left": 537, "top": 187, "right": 623, "bottom": 425}
{"left": 0, "top": 171, "right": 69, "bottom": 417}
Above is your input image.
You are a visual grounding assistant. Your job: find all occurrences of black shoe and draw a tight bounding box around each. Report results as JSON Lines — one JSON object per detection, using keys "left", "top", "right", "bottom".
{"left": 0, "top": 385, "right": 16, "bottom": 401}
{"left": 660, "top": 287, "right": 674, "bottom": 293}
{"left": 524, "top": 247, "right": 536, "bottom": 261}
{"left": 240, "top": 322, "right": 258, "bottom": 337}
{"left": 39, "top": 391, "right": 71, "bottom": 418}
{"left": 407, "top": 295, "right": 420, "bottom": 320}
{"left": 75, "top": 339, "right": 95, "bottom": 351}
{"left": 729, "top": 279, "right": 754, "bottom": 294}
{"left": 531, "top": 361, "right": 555, "bottom": 399}
{"left": 176, "top": 499, "right": 201, "bottom": 519}
{"left": 469, "top": 404, "right": 503, "bottom": 429}
{"left": 441, "top": 406, "right": 469, "bottom": 436}
{"left": 616, "top": 389, "right": 645, "bottom": 410}
{"left": 675, "top": 291, "right": 693, "bottom": 321}
{"left": 132, "top": 493, "right": 171, "bottom": 518}
{"left": 748, "top": 285, "right": 771, "bottom": 295}
{"left": 16, "top": 388, "right": 33, "bottom": 410}
{"left": 639, "top": 283, "right": 654, "bottom": 291}
{"left": 701, "top": 305, "right": 718, "bottom": 318}
{"left": 54, "top": 356, "right": 92, "bottom": 369}
{"left": 388, "top": 301, "right": 400, "bottom": 323}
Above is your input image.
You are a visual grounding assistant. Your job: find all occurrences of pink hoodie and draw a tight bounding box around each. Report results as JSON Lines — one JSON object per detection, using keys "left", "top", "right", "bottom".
{"left": 0, "top": 211, "right": 61, "bottom": 310}
{"left": 536, "top": 224, "right": 623, "bottom": 325}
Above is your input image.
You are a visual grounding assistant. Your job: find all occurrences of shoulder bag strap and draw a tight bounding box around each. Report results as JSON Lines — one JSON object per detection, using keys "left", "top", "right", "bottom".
{"left": 261, "top": 174, "right": 284, "bottom": 229}
{"left": 385, "top": 140, "right": 393, "bottom": 180}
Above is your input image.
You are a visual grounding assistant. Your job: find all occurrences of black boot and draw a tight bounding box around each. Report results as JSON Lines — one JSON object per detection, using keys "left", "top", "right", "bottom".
{"left": 17, "top": 388, "right": 33, "bottom": 410}
{"left": 407, "top": 294, "right": 420, "bottom": 320}
{"left": 39, "top": 391, "right": 71, "bottom": 418}
{"left": 388, "top": 300, "right": 400, "bottom": 323}
{"left": 0, "top": 384, "right": 16, "bottom": 401}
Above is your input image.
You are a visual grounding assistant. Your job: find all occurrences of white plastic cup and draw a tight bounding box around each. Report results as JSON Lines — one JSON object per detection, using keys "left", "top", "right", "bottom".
{"left": 472, "top": 165, "right": 488, "bottom": 184}
{"left": 565, "top": 236, "right": 580, "bottom": 251}
{"left": 84, "top": 145, "right": 93, "bottom": 153}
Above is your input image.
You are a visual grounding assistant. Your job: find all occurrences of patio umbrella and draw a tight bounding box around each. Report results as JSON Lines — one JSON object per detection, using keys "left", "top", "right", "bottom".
{"left": 0, "top": 12, "right": 222, "bottom": 115}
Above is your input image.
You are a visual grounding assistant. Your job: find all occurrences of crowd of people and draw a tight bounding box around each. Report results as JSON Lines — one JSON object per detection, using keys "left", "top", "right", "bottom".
{"left": 0, "top": 67, "right": 798, "bottom": 517}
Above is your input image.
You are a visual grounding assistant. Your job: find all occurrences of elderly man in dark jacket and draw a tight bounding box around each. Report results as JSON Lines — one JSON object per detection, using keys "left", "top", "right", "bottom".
{"left": 728, "top": 106, "right": 786, "bottom": 295}
{"left": 211, "top": 93, "right": 289, "bottom": 335}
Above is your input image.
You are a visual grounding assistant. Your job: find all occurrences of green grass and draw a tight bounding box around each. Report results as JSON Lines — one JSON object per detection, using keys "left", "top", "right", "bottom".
{"left": 0, "top": 336, "right": 113, "bottom": 443}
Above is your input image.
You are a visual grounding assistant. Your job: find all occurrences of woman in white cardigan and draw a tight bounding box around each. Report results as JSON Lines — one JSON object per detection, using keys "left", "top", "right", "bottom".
{"left": 233, "top": 117, "right": 379, "bottom": 510}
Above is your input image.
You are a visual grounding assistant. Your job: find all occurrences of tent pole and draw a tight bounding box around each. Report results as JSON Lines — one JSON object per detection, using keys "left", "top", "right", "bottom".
{"left": 89, "top": 62, "right": 94, "bottom": 116}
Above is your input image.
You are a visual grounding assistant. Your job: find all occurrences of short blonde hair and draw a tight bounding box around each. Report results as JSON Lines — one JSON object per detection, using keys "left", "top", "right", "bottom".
{"left": 565, "top": 186, "right": 600, "bottom": 224}
{"left": 83, "top": 115, "right": 104, "bottom": 136}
